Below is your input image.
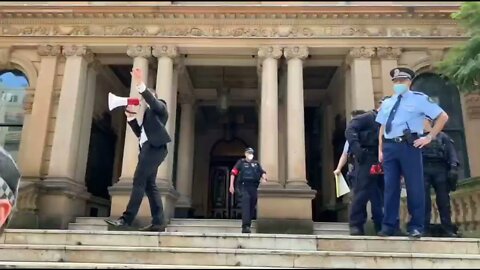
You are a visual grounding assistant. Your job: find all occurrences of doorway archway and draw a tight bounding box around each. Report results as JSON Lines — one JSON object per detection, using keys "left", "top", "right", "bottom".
{"left": 411, "top": 72, "right": 470, "bottom": 178}
{"left": 208, "top": 138, "right": 248, "bottom": 219}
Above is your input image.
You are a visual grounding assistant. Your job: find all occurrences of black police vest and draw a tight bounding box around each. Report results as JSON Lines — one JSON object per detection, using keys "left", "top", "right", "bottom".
{"left": 422, "top": 138, "right": 446, "bottom": 161}
{"left": 358, "top": 111, "right": 380, "bottom": 149}
{"left": 239, "top": 160, "right": 261, "bottom": 184}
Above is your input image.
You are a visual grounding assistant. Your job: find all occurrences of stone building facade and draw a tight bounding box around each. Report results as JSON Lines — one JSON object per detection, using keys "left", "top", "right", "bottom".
{"left": 0, "top": 1, "right": 479, "bottom": 233}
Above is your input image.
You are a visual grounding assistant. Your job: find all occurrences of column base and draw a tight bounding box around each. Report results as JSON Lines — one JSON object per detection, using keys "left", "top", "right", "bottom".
{"left": 9, "top": 179, "right": 41, "bottom": 229}
{"left": 37, "top": 178, "right": 90, "bottom": 229}
{"left": 285, "top": 180, "right": 311, "bottom": 190}
{"left": 109, "top": 181, "right": 179, "bottom": 227}
{"left": 256, "top": 187, "right": 316, "bottom": 234}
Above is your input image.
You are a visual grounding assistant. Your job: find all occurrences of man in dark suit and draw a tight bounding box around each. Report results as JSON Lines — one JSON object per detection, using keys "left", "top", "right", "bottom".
{"left": 105, "top": 68, "right": 171, "bottom": 231}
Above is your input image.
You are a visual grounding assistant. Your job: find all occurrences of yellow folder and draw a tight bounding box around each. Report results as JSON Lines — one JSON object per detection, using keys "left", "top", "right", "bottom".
{"left": 335, "top": 173, "right": 350, "bottom": 198}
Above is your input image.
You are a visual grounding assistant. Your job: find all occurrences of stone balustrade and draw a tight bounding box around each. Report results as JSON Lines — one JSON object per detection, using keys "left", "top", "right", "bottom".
{"left": 400, "top": 177, "right": 480, "bottom": 235}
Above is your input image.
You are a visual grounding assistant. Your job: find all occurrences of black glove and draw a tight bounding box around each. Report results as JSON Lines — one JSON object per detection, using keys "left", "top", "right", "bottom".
{"left": 447, "top": 165, "right": 459, "bottom": 191}
{"left": 350, "top": 142, "right": 365, "bottom": 164}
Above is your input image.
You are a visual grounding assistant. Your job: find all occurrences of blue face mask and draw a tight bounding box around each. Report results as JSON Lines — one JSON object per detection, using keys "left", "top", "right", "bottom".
{"left": 393, "top": 84, "right": 409, "bottom": 95}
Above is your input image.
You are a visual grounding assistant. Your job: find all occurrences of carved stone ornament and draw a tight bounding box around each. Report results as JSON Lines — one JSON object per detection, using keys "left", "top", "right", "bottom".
{"left": 152, "top": 45, "right": 178, "bottom": 58}
{"left": 37, "top": 45, "right": 61, "bottom": 57}
{"left": 465, "top": 94, "right": 480, "bottom": 120}
{"left": 62, "top": 45, "right": 90, "bottom": 57}
{"left": 257, "top": 46, "right": 282, "bottom": 60}
{"left": 349, "top": 47, "right": 375, "bottom": 59}
{"left": 283, "top": 46, "right": 309, "bottom": 60}
{"left": 126, "top": 45, "right": 152, "bottom": 58}
{"left": 377, "top": 47, "right": 402, "bottom": 60}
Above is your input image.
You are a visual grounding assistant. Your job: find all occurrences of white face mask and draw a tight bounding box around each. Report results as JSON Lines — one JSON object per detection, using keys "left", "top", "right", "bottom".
{"left": 246, "top": 154, "right": 254, "bottom": 161}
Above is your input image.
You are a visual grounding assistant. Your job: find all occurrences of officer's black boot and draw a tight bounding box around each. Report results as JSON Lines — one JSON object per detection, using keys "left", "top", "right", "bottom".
{"left": 242, "top": 225, "right": 251, "bottom": 234}
{"left": 349, "top": 226, "right": 365, "bottom": 236}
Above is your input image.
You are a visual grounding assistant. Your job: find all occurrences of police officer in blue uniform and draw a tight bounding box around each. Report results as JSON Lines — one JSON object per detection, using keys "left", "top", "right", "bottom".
{"left": 345, "top": 101, "right": 387, "bottom": 235}
{"left": 376, "top": 67, "right": 449, "bottom": 238}
{"left": 422, "top": 117, "right": 460, "bottom": 237}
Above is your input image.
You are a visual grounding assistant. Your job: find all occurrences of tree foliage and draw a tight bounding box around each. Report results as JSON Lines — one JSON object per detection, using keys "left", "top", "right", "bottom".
{"left": 437, "top": 2, "right": 480, "bottom": 93}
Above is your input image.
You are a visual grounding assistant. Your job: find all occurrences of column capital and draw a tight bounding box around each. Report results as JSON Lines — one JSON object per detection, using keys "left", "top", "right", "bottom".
{"left": 258, "top": 46, "right": 283, "bottom": 60}
{"left": 126, "top": 45, "right": 152, "bottom": 58}
{"left": 284, "top": 46, "right": 309, "bottom": 61}
{"left": 63, "top": 45, "right": 88, "bottom": 57}
{"left": 37, "top": 45, "right": 61, "bottom": 57}
{"left": 376, "top": 47, "right": 402, "bottom": 60}
{"left": 152, "top": 45, "right": 178, "bottom": 59}
{"left": 349, "top": 47, "right": 375, "bottom": 59}
{"left": 89, "top": 59, "right": 102, "bottom": 72}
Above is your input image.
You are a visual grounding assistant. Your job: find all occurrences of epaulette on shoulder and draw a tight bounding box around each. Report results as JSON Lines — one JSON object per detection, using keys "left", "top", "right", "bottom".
{"left": 412, "top": 91, "right": 427, "bottom": 96}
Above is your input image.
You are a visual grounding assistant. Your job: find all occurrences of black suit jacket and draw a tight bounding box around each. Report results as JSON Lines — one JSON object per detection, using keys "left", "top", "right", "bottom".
{"left": 127, "top": 87, "right": 171, "bottom": 147}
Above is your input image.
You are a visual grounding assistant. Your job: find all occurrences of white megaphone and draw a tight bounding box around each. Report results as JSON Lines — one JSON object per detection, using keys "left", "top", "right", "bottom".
{"left": 108, "top": 92, "right": 140, "bottom": 113}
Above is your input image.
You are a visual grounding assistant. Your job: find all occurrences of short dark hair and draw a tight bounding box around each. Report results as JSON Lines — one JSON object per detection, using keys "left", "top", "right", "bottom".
{"left": 350, "top": 110, "right": 366, "bottom": 117}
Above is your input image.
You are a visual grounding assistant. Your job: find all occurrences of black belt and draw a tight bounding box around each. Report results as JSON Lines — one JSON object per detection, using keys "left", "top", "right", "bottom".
{"left": 383, "top": 133, "right": 418, "bottom": 143}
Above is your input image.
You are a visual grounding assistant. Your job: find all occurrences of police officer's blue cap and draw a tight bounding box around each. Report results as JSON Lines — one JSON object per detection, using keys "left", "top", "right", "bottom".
{"left": 390, "top": 67, "right": 415, "bottom": 81}
{"left": 245, "top": 147, "right": 254, "bottom": 154}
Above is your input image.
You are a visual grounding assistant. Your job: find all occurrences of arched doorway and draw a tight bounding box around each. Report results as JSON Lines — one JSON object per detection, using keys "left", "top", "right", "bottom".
{"left": 411, "top": 72, "right": 470, "bottom": 178}
{"left": 208, "top": 138, "right": 247, "bottom": 219}
{"left": 0, "top": 69, "right": 29, "bottom": 161}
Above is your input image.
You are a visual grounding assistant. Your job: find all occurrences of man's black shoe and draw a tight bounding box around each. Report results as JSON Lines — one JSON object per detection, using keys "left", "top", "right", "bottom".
{"left": 139, "top": 224, "right": 166, "bottom": 232}
{"left": 377, "top": 230, "right": 393, "bottom": 237}
{"left": 349, "top": 227, "right": 365, "bottom": 236}
{"left": 242, "top": 226, "right": 251, "bottom": 234}
{"left": 105, "top": 218, "right": 127, "bottom": 227}
{"left": 408, "top": 229, "right": 422, "bottom": 239}
{"left": 443, "top": 230, "right": 458, "bottom": 238}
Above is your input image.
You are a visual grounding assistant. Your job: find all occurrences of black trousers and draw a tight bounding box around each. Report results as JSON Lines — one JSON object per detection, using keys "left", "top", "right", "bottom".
{"left": 122, "top": 142, "right": 168, "bottom": 225}
{"left": 349, "top": 156, "right": 384, "bottom": 231}
{"left": 424, "top": 165, "right": 453, "bottom": 231}
{"left": 240, "top": 184, "right": 258, "bottom": 228}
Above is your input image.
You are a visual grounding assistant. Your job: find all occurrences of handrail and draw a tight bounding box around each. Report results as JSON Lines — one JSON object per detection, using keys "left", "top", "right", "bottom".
{"left": 0, "top": 124, "right": 23, "bottom": 127}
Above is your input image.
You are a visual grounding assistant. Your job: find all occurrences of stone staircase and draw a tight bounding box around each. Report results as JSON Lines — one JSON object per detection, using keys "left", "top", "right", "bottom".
{"left": 0, "top": 228, "right": 480, "bottom": 268}
{"left": 67, "top": 217, "right": 351, "bottom": 235}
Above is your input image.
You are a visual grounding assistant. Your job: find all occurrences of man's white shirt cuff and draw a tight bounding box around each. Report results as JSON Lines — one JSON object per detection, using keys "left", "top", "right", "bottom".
{"left": 136, "top": 82, "right": 147, "bottom": 93}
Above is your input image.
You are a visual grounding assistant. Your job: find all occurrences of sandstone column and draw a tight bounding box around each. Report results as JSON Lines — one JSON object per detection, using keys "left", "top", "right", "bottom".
{"left": 75, "top": 60, "right": 99, "bottom": 185}
{"left": 284, "top": 46, "right": 309, "bottom": 189}
{"left": 41, "top": 45, "right": 93, "bottom": 228}
{"left": 175, "top": 99, "right": 196, "bottom": 217}
{"left": 257, "top": 46, "right": 282, "bottom": 187}
{"left": 109, "top": 45, "right": 151, "bottom": 226}
{"left": 347, "top": 47, "right": 376, "bottom": 111}
{"left": 152, "top": 45, "right": 180, "bottom": 222}
{"left": 256, "top": 46, "right": 315, "bottom": 235}
{"left": 13, "top": 45, "right": 61, "bottom": 229}
{"left": 377, "top": 47, "right": 402, "bottom": 97}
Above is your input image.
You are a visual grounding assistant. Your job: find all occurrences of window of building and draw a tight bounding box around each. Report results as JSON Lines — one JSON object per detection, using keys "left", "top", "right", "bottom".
{"left": 0, "top": 69, "right": 29, "bottom": 161}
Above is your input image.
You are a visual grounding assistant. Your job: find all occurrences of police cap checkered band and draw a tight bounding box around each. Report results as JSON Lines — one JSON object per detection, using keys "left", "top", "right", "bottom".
{"left": 390, "top": 67, "right": 415, "bottom": 81}
{"left": 0, "top": 177, "right": 15, "bottom": 206}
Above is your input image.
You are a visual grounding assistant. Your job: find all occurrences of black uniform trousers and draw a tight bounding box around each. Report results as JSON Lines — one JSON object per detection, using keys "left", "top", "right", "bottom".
{"left": 240, "top": 182, "right": 258, "bottom": 228}
{"left": 122, "top": 142, "right": 168, "bottom": 226}
{"left": 424, "top": 163, "right": 453, "bottom": 232}
{"left": 349, "top": 155, "right": 384, "bottom": 231}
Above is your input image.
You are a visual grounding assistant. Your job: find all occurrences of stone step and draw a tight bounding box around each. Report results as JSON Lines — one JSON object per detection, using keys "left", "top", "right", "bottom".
{"left": 3, "top": 229, "right": 480, "bottom": 255}
{"left": 0, "top": 261, "right": 278, "bottom": 269}
{"left": 67, "top": 223, "right": 108, "bottom": 231}
{"left": 169, "top": 219, "right": 349, "bottom": 231}
{"left": 74, "top": 217, "right": 109, "bottom": 226}
{"left": 0, "top": 244, "right": 479, "bottom": 268}
{"left": 165, "top": 225, "right": 348, "bottom": 235}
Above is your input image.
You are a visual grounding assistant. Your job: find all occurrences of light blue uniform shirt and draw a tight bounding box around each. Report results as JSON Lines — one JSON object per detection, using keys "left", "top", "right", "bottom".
{"left": 342, "top": 141, "right": 350, "bottom": 154}
{"left": 375, "top": 91, "right": 444, "bottom": 139}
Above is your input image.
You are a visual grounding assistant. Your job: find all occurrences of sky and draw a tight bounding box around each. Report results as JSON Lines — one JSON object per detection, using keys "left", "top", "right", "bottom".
{"left": 0, "top": 72, "right": 29, "bottom": 89}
